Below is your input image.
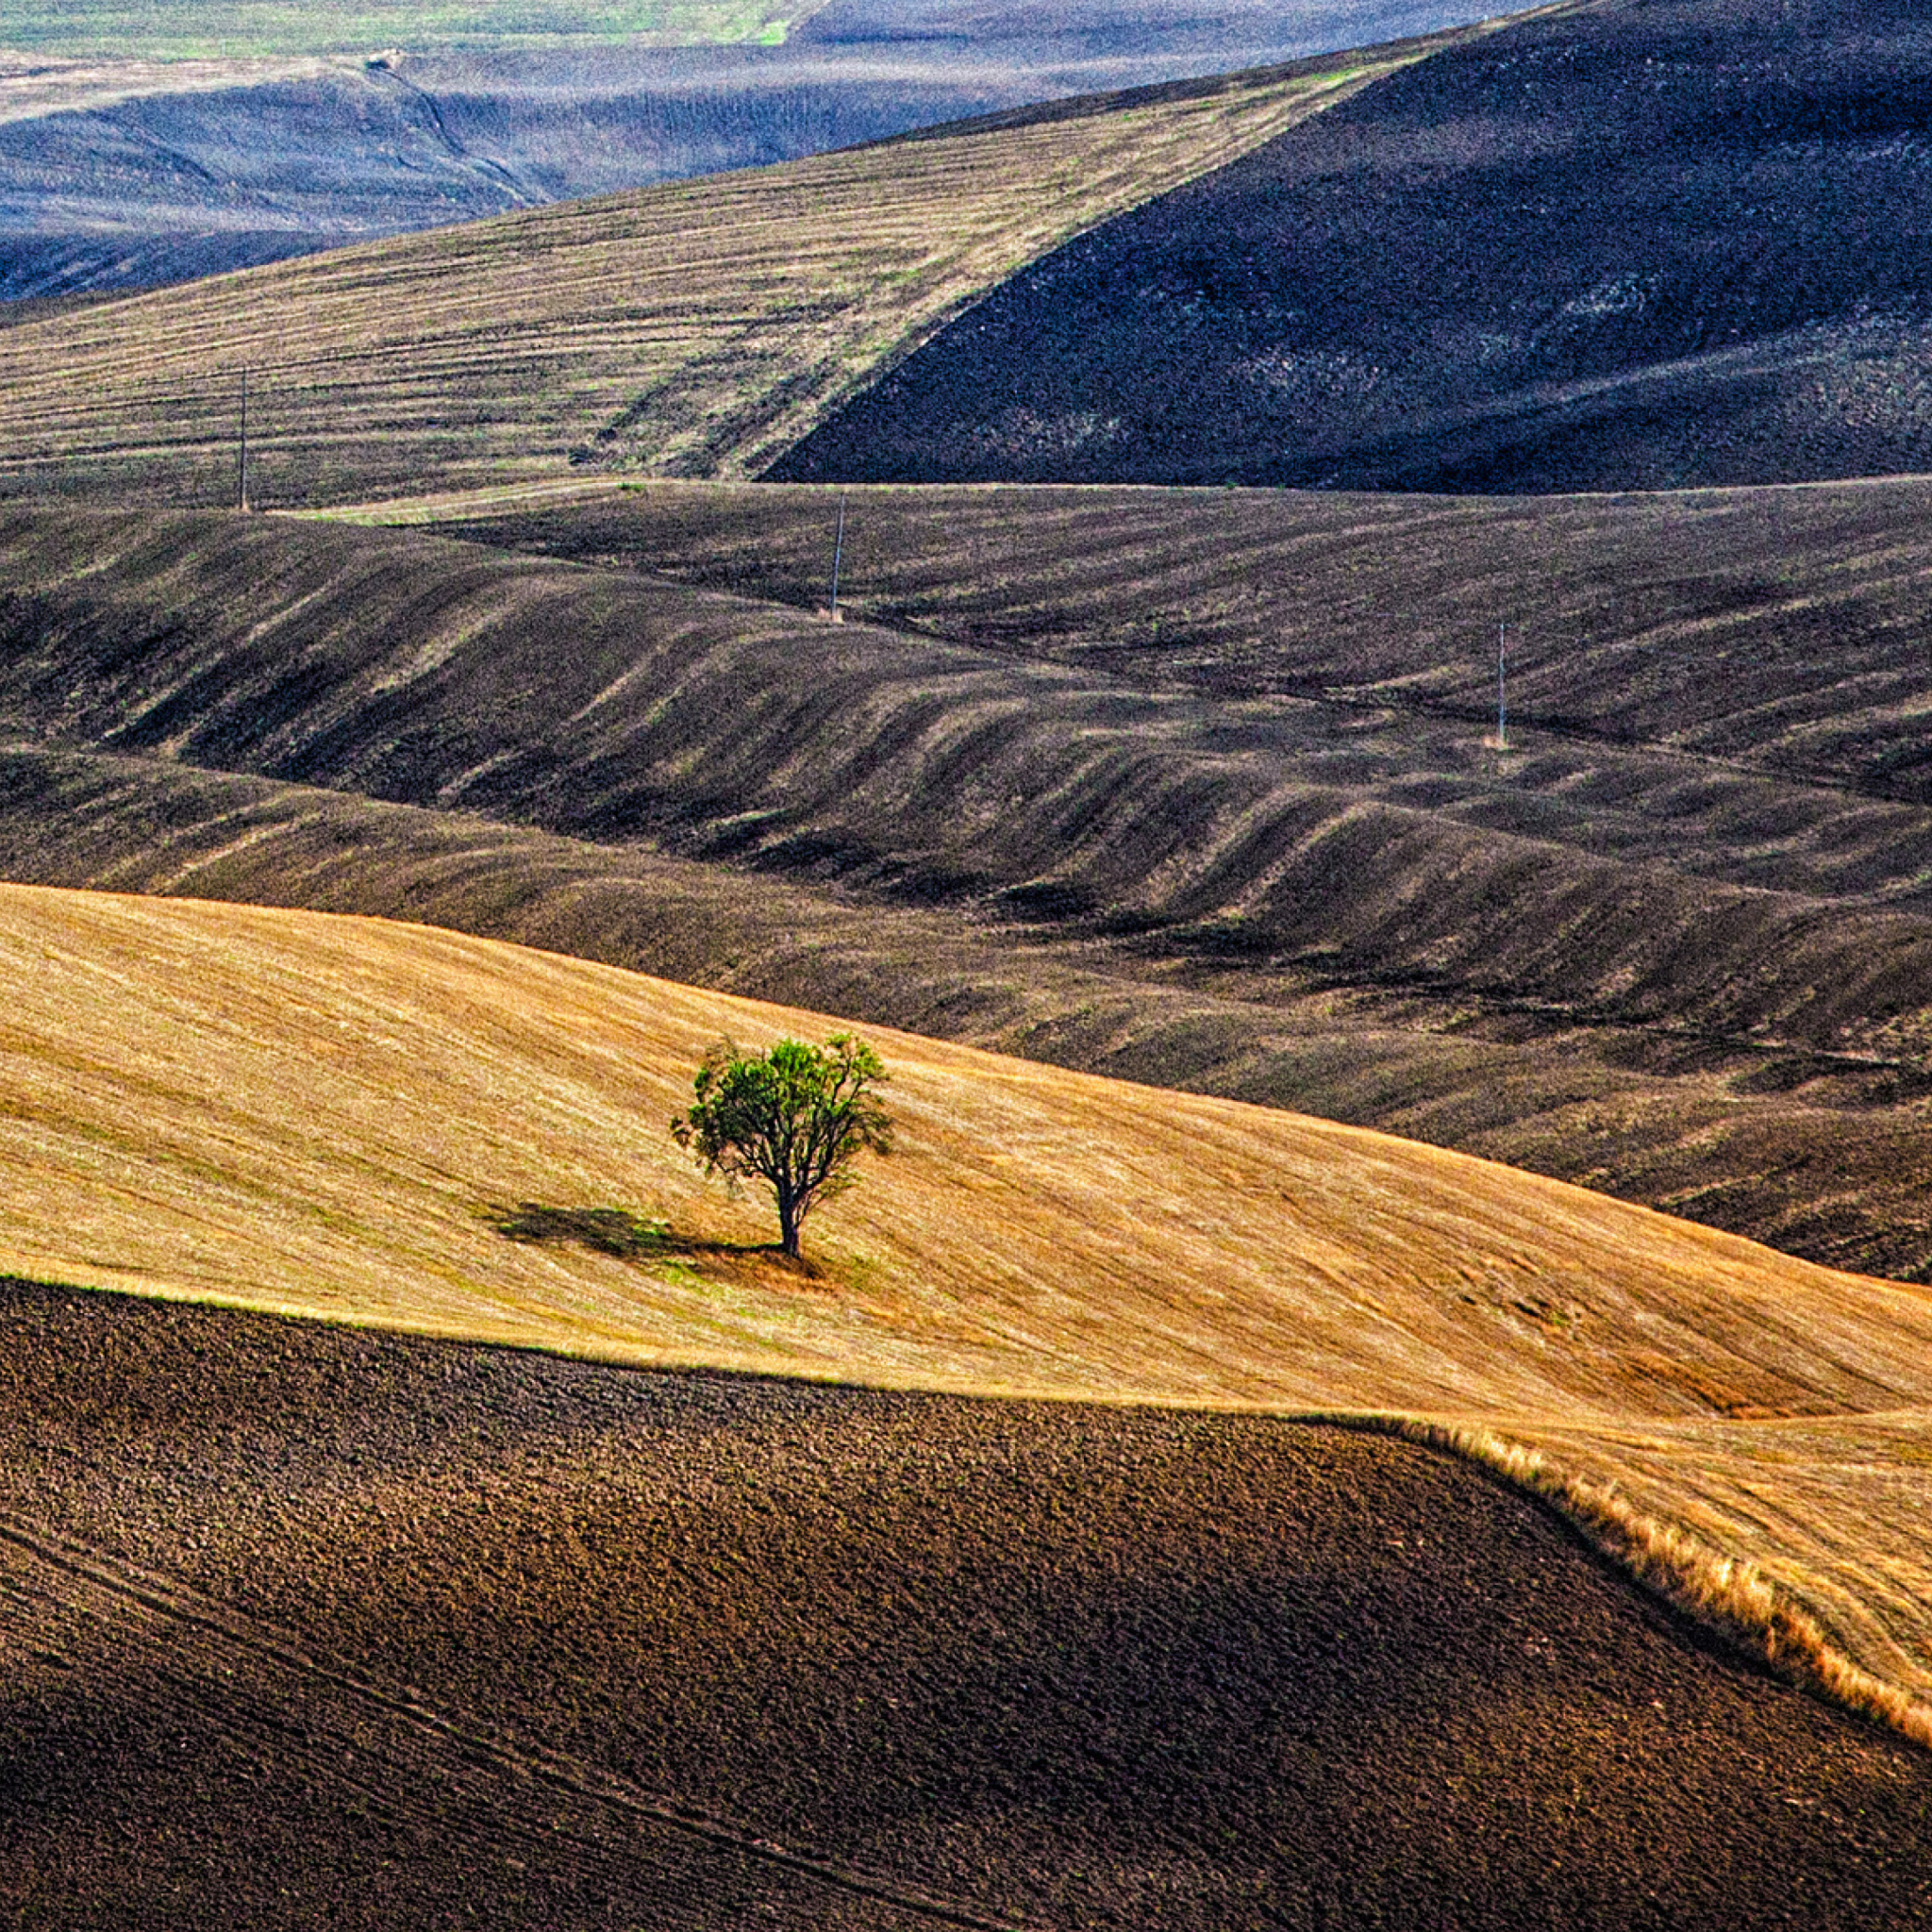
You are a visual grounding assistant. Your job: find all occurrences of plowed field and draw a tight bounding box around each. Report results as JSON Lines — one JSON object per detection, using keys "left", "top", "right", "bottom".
{"left": 0, "top": 38, "right": 1457, "bottom": 506}
{"left": 8, "top": 1283, "right": 1928, "bottom": 1929}
{"left": 774, "top": 0, "right": 1932, "bottom": 493}
{"left": 11, "top": 498, "right": 1932, "bottom": 1279}
{"left": 3, "top": 881, "right": 1932, "bottom": 1740}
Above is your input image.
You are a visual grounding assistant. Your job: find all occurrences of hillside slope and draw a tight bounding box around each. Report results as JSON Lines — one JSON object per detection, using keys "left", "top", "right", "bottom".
{"left": 0, "top": 34, "right": 1463, "bottom": 505}
{"left": 0, "top": 64, "right": 991, "bottom": 302}
{"left": 14, "top": 736, "right": 1932, "bottom": 1289}
{"left": 774, "top": 0, "right": 1932, "bottom": 492}
{"left": 5, "top": 0, "right": 1473, "bottom": 301}
{"left": 7, "top": 1284, "right": 1930, "bottom": 1930}
{"left": 14, "top": 498, "right": 1932, "bottom": 1283}
{"left": 6, "top": 880, "right": 1932, "bottom": 1729}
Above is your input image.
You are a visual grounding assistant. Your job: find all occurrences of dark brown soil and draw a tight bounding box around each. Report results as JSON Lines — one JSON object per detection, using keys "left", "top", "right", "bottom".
{"left": 2, "top": 1277, "right": 1929, "bottom": 1929}
{"left": 14, "top": 738, "right": 1932, "bottom": 1283}
{"left": 772, "top": 0, "right": 1932, "bottom": 493}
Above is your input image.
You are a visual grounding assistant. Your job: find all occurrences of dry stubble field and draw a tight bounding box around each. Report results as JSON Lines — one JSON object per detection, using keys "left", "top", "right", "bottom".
{"left": 11, "top": 497, "right": 1932, "bottom": 1276}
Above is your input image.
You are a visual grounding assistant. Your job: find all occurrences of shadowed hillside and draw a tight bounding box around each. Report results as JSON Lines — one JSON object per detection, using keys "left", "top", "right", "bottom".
{"left": 8, "top": 1285, "right": 1930, "bottom": 1929}
{"left": 14, "top": 736, "right": 1932, "bottom": 1289}
{"left": 774, "top": 0, "right": 1932, "bottom": 492}
{"left": 0, "top": 6, "right": 1495, "bottom": 299}
{"left": 0, "top": 36, "right": 1460, "bottom": 504}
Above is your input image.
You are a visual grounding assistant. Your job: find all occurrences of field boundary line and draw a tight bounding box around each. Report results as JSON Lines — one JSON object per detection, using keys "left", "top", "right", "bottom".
{"left": 1388, "top": 1419, "right": 1932, "bottom": 1754}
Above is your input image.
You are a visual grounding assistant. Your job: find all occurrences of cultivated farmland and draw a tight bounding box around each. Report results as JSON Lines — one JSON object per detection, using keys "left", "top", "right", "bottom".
{"left": 12, "top": 498, "right": 1932, "bottom": 1279}
{"left": 775, "top": 0, "right": 1932, "bottom": 493}
{"left": 6, "top": 0, "right": 1932, "bottom": 1916}
{"left": 0, "top": 36, "right": 1463, "bottom": 506}
{"left": 7, "top": 1282, "right": 1930, "bottom": 1929}
{"left": 6, "top": 881, "right": 1932, "bottom": 1751}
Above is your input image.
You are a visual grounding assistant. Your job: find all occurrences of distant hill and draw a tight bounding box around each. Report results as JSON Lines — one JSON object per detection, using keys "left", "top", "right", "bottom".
{"left": 0, "top": 39, "right": 1457, "bottom": 503}
{"left": 0, "top": 2, "right": 1488, "bottom": 299}
{"left": 0, "top": 1, "right": 814, "bottom": 60}
{"left": 774, "top": 0, "right": 1932, "bottom": 492}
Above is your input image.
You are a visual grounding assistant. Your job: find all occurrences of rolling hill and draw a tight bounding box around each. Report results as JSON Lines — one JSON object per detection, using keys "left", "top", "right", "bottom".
{"left": 0, "top": 5, "right": 1496, "bottom": 300}
{"left": 4, "top": 878, "right": 1932, "bottom": 1749}
{"left": 12, "top": 493, "right": 1932, "bottom": 1279}
{"left": 16, "top": 731, "right": 1932, "bottom": 1292}
{"left": 0, "top": 1, "right": 817, "bottom": 61}
{"left": 773, "top": 0, "right": 1932, "bottom": 492}
{"left": 7, "top": 1282, "right": 1930, "bottom": 1930}
{"left": 0, "top": 22, "right": 1500, "bottom": 504}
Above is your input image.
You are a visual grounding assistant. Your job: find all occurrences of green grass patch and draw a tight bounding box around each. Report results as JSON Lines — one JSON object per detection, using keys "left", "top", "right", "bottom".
{"left": 2, "top": 2, "right": 816, "bottom": 59}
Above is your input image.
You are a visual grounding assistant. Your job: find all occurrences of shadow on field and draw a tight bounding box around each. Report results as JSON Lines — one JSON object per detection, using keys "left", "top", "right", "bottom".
{"left": 483, "top": 1202, "right": 821, "bottom": 1283}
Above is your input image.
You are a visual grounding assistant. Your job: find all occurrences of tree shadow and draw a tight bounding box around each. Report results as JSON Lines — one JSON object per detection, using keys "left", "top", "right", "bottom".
{"left": 482, "top": 1203, "right": 822, "bottom": 1281}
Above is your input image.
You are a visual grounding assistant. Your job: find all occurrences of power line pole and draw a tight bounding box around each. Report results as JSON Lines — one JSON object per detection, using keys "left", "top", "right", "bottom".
{"left": 1495, "top": 618, "right": 1508, "bottom": 751}
{"left": 826, "top": 491, "right": 846, "bottom": 621}
{"left": 237, "top": 365, "right": 250, "bottom": 513}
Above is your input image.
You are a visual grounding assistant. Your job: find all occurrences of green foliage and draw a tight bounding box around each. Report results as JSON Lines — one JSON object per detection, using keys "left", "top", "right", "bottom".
{"left": 4, "top": 2, "right": 808, "bottom": 59}
{"left": 672, "top": 1033, "right": 890, "bottom": 1258}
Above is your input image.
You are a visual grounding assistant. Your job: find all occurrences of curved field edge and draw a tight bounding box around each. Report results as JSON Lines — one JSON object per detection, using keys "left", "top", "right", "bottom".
{"left": 9, "top": 1253, "right": 1929, "bottom": 1762}
{"left": 10, "top": 1291, "right": 1927, "bottom": 1930}
{"left": 12, "top": 738, "right": 1932, "bottom": 1291}
{"left": 13, "top": 501, "right": 1932, "bottom": 1280}
{"left": 1411, "top": 1420, "right": 1932, "bottom": 1753}
{"left": 0, "top": 23, "right": 1512, "bottom": 507}
{"left": 5, "top": 880, "right": 1932, "bottom": 1740}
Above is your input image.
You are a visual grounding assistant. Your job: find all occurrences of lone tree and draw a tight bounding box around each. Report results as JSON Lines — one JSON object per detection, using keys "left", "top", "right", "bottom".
{"left": 671, "top": 1034, "right": 891, "bottom": 1259}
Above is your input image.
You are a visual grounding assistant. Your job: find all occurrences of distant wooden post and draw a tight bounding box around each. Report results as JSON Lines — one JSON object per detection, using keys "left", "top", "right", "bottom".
{"left": 237, "top": 366, "right": 250, "bottom": 513}
{"left": 825, "top": 491, "right": 846, "bottom": 621}
{"left": 1495, "top": 619, "right": 1507, "bottom": 750}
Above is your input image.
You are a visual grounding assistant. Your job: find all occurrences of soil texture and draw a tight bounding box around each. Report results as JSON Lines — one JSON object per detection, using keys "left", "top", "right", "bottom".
{"left": 3, "top": 1278, "right": 1929, "bottom": 1929}
{"left": 774, "top": 0, "right": 1932, "bottom": 492}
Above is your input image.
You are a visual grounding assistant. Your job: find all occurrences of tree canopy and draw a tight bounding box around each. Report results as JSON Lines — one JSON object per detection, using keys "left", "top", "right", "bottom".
{"left": 671, "top": 1033, "right": 891, "bottom": 1258}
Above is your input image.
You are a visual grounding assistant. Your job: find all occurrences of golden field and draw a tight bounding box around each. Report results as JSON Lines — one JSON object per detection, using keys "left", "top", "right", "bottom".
{"left": 4, "top": 879, "right": 1929, "bottom": 1733}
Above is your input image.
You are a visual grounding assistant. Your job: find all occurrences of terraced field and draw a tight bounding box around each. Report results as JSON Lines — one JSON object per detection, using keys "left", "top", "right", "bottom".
{"left": 0, "top": 36, "right": 1461, "bottom": 507}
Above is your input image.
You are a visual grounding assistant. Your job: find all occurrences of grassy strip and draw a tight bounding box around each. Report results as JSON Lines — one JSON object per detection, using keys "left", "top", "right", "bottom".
{"left": 1422, "top": 1421, "right": 1932, "bottom": 1752}
{"left": 0, "top": 4, "right": 810, "bottom": 60}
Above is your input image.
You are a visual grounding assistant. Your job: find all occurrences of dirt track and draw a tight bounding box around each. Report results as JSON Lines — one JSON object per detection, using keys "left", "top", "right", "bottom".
{"left": 2, "top": 1278, "right": 1928, "bottom": 1929}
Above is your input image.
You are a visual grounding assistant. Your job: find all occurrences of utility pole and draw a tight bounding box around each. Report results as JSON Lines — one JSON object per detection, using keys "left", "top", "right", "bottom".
{"left": 826, "top": 491, "right": 846, "bottom": 621}
{"left": 237, "top": 366, "right": 250, "bottom": 513}
{"left": 1495, "top": 618, "right": 1507, "bottom": 751}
